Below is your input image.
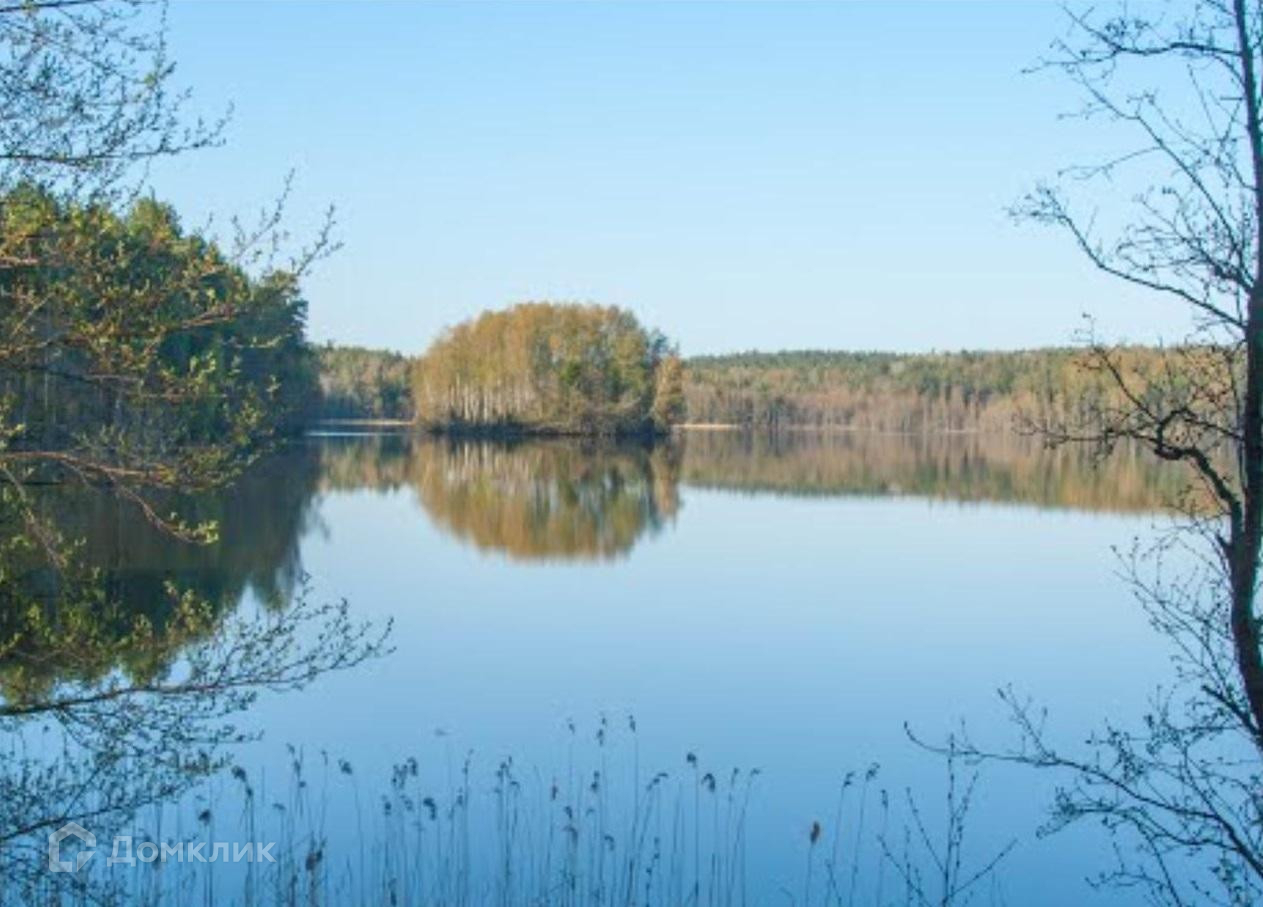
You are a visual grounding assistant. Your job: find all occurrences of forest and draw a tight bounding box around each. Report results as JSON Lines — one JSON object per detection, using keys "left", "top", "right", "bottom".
{"left": 15, "top": 185, "right": 1180, "bottom": 461}
{"left": 682, "top": 347, "right": 1183, "bottom": 432}
{"left": 311, "top": 342, "right": 1188, "bottom": 436}
{"left": 0, "top": 189, "right": 1186, "bottom": 460}
{"left": 311, "top": 345, "right": 412, "bottom": 421}
{"left": 0, "top": 184, "right": 314, "bottom": 492}
{"left": 410, "top": 302, "right": 685, "bottom": 436}
{"left": 0, "top": 190, "right": 1186, "bottom": 448}
{"left": 0, "top": 181, "right": 329, "bottom": 704}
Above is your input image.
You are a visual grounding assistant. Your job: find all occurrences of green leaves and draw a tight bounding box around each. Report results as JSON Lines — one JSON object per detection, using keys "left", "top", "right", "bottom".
{"left": 0, "top": 184, "right": 316, "bottom": 562}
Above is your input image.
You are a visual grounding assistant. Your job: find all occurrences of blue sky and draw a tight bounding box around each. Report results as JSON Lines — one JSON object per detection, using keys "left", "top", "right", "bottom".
{"left": 149, "top": 1, "right": 1187, "bottom": 356}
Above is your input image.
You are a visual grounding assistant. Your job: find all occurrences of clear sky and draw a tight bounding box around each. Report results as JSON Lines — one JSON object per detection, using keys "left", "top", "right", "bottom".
{"left": 148, "top": 1, "right": 1189, "bottom": 357}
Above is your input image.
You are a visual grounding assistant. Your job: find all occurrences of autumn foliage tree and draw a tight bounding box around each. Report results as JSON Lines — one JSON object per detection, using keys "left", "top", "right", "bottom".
{"left": 413, "top": 302, "right": 683, "bottom": 436}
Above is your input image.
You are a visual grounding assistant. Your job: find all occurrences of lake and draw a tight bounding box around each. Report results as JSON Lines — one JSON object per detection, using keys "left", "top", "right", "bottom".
{"left": 13, "top": 429, "right": 1184, "bottom": 905}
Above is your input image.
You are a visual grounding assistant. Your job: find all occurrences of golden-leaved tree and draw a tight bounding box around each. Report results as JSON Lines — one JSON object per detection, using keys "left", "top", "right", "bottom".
{"left": 413, "top": 302, "right": 682, "bottom": 436}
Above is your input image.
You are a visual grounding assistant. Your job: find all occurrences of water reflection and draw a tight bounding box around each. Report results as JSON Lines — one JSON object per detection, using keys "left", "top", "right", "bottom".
{"left": 323, "top": 437, "right": 681, "bottom": 561}
{"left": 306, "top": 430, "right": 1187, "bottom": 561}
{"left": 0, "top": 430, "right": 1188, "bottom": 905}
{"left": 680, "top": 429, "right": 1185, "bottom": 512}
{"left": 0, "top": 443, "right": 386, "bottom": 905}
{"left": 18, "top": 447, "right": 319, "bottom": 606}
{"left": 13, "top": 430, "right": 1184, "bottom": 606}
{"left": 0, "top": 427, "right": 1187, "bottom": 683}
{"left": 1, "top": 449, "right": 322, "bottom": 698}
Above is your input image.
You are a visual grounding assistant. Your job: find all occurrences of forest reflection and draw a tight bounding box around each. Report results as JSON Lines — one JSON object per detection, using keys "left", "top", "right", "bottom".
{"left": 679, "top": 429, "right": 1186, "bottom": 512}
{"left": 0, "top": 430, "right": 1191, "bottom": 902}
{"left": 7, "top": 427, "right": 1185, "bottom": 667}
{"left": 316, "top": 429, "right": 1183, "bottom": 553}
{"left": 0, "top": 444, "right": 383, "bottom": 902}
{"left": 1, "top": 450, "right": 321, "bottom": 700}
{"left": 0, "top": 426, "right": 1184, "bottom": 898}
{"left": 319, "top": 435, "right": 683, "bottom": 561}
{"left": 25, "top": 428, "right": 1184, "bottom": 615}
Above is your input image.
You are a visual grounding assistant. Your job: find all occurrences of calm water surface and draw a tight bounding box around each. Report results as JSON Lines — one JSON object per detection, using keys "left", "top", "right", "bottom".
{"left": 41, "top": 431, "right": 1187, "bottom": 904}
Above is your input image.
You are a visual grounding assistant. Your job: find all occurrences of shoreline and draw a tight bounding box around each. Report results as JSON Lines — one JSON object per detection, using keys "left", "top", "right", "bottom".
{"left": 304, "top": 420, "right": 1027, "bottom": 441}
{"left": 309, "top": 418, "right": 414, "bottom": 428}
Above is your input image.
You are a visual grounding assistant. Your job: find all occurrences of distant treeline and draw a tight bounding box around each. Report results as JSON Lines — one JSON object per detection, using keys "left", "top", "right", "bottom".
{"left": 310, "top": 343, "right": 1178, "bottom": 434}
{"left": 683, "top": 348, "right": 1175, "bottom": 432}
{"left": 311, "top": 345, "right": 412, "bottom": 421}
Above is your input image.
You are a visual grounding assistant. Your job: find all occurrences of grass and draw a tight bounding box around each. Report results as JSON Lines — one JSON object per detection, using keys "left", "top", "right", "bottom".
{"left": 15, "top": 722, "right": 1012, "bottom": 907}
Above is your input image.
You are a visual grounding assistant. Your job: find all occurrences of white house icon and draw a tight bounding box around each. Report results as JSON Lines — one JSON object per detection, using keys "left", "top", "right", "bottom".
{"left": 48, "top": 822, "right": 96, "bottom": 873}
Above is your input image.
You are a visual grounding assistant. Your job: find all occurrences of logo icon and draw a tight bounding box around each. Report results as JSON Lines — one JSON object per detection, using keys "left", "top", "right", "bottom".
{"left": 48, "top": 822, "right": 95, "bottom": 873}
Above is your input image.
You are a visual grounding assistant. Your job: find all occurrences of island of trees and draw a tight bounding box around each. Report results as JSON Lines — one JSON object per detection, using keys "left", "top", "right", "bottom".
{"left": 410, "top": 302, "right": 684, "bottom": 436}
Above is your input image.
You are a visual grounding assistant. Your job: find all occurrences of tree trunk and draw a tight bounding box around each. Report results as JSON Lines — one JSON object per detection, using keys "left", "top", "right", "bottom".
{"left": 1236, "top": 295, "right": 1263, "bottom": 742}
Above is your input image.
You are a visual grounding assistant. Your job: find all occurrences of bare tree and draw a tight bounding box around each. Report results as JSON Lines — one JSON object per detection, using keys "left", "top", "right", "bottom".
{"left": 956, "top": 2, "right": 1263, "bottom": 903}
{"left": 1022, "top": 0, "right": 1263, "bottom": 733}
{"left": 0, "top": 0, "right": 224, "bottom": 199}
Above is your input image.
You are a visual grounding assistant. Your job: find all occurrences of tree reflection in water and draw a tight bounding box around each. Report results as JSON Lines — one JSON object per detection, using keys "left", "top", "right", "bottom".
{"left": 0, "top": 429, "right": 1193, "bottom": 902}
{"left": 0, "top": 443, "right": 389, "bottom": 903}
{"left": 316, "top": 434, "right": 683, "bottom": 559}
{"left": 411, "top": 440, "right": 682, "bottom": 561}
{"left": 678, "top": 428, "right": 1189, "bottom": 513}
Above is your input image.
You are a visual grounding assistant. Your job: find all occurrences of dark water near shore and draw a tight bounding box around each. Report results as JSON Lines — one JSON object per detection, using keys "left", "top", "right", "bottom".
{"left": 13, "top": 430, "right": 1186, "bottom": 904}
